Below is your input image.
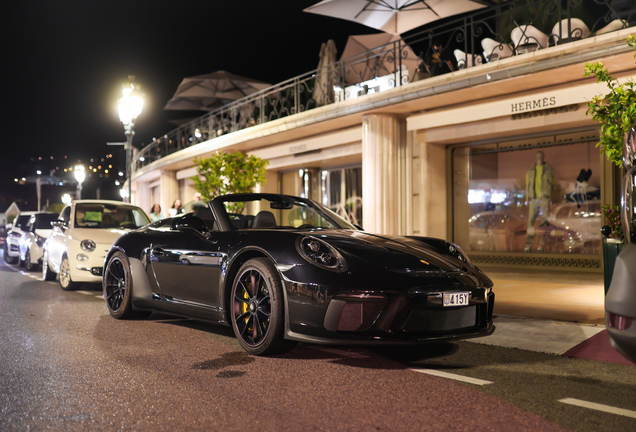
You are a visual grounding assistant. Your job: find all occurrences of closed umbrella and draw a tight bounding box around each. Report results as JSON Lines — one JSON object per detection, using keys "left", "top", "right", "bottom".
{"left": 164, "top": 71, "right": 270, "bottom": 111}
{"left": 304, "top": 0, "right": 485, "bottom": 35}
{"left": 313, "top": 40, "right": 338, "bottom": 106}
{"left": 340, "top": 33, "right": 420, "bottom": 84}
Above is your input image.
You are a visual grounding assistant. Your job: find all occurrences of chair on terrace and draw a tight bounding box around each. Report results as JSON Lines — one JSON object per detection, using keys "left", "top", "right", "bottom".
{"left": 551, "top": 18, "right": 590, "bottom": 45}
{"left": 481, "top": 38, "right": 513, "bottom": 62}
{"left": 453, "top": 49, "right": 483, "bottom": 70}
{"left": 590, "top": 19, "right": 629, "bottom": 37}
{"left": 511, "top": 25, "right": 549, "bottom": 55}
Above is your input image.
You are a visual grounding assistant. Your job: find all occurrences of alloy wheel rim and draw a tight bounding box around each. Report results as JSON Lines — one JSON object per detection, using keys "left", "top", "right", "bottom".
{"left": 60, "top": 259, "right": 70, "bottom": 287}
{"left": 104, "top": 258, "right": 126, "bottom": 312}
{"left": 232, "top": 268, "right": 271, "bottom": 347}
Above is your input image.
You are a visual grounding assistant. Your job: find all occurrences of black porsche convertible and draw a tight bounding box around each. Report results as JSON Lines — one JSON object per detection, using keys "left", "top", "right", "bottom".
{"left": 103, "top": 193, "right": 495, "bottom": 355}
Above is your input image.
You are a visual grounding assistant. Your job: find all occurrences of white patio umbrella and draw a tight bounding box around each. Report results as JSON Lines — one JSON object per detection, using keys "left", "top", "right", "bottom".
{"left": 164, "top": 71, "right": 270, "bottom": 111}
{"left": 313, "top": 40, "right": 338, "bottom": 106}
{"left": 304, "top": 0, "right": 486, "bottom": 35}
{"left": 340, "top": 33, "right": 420, "bottom": 84}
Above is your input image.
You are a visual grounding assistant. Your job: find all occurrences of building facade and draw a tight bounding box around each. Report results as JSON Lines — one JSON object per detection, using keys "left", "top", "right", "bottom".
{"left": 131, "top": 25, "right": 636, "bottom": 273}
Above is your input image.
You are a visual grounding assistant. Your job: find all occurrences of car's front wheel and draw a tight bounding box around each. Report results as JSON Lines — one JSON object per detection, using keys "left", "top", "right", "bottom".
{"left": 4, "top": 243, "right": 17, "bottom": 264}
{"left": 104, "top": 251, "right": 150, "bottom": 319}
{"left": 59, "top": 255, "right": 79, "bottom": 290}
{"left": 24, "top": 248, "right": 37, "bottom": 271}
{"left": 230, "top": 258, "right": 295, "bottom": 356}
{"left": 42, "top": 250, "right": 56, "bottom": 281}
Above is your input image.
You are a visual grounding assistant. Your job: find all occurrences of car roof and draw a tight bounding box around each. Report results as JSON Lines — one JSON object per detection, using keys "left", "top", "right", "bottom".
{"left": 17, "top": 211, "right": 38, "bottom": 216}
{"left": 72, "top": 199, "right": 142, "bottom": 207}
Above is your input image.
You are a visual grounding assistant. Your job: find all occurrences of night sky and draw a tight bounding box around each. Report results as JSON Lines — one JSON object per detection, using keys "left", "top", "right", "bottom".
{"left": 1, "top": 1, "right": 374, "bottom": 209}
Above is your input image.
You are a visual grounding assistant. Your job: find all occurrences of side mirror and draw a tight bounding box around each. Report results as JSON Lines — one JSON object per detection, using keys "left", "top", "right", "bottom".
{"left": 175, "top": 215, "right": 209, "bottom": 237}
{"left": 51, "top": 220, "right": 65, "bottom": 231}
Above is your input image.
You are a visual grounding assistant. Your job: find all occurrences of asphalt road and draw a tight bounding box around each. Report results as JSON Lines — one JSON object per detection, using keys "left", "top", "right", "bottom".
{"left": 1, "top": 252, "right": 634, "bottom": 431}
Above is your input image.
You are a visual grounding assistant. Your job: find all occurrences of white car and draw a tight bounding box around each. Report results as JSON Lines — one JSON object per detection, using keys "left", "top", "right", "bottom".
{"left": 3, "top": 211, "right": 37, "bottom": 264}
{"left": 42, "top": 200, "right": 150, "bottom": 290}
{"left": 18, "top": 212, "right": 59, "bottom": 271}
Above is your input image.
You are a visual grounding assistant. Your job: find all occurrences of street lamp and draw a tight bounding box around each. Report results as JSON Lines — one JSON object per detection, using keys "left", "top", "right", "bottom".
{"left": 61, "top": 193, "right": 72, "bottom": 205}
{"left": 118, "top": 77, "right": 143, "bottom": 203}
{"left": 74, "top": 165, "right": 85, "bottom": 199}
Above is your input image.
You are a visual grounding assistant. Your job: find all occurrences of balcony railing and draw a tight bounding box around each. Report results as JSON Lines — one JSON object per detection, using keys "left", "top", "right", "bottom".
{"left": 133, "top": 0, "right": 634, "bottom": 173}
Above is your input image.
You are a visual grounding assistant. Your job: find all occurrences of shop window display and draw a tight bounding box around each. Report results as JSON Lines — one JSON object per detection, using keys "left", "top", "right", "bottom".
{"left": 453, "top": 141, "right": 602, "bottom": 255}
{"left": 320, "top": 166, "right": 363, "bottom": 227}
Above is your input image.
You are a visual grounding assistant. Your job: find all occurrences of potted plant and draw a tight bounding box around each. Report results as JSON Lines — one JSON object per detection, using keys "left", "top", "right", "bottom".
{"left": 584, "top": 35, "right": 636, "bottom": 291}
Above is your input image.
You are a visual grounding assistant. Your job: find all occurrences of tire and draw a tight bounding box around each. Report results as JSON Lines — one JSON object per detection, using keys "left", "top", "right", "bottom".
{"left": 103, "top": 251, "right": 151, "bottom": 319}
{"left": 18, "top": 254, "right": 25, "bottom": 267}
{"left": 4, "top": 243, "right": 18, "bottom": 264}
{"left": 24, "top": 248, "right": 37, "bottom": 271}
{"left": 42, "top": 250, "right": 56, "bottom": 281}
{"left": 59, "top": 255, "right": 80, "bottom": 291}
{"left": 230, "top": 258, "right": 296, "bottom": 356}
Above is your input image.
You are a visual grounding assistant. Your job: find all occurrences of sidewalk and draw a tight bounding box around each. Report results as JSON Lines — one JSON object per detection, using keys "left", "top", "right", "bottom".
{"left": 483, "top": 265, "right": 605, "bottom": 324}
{"left": 474, "top": 266, "right": 634, "bottom": 366}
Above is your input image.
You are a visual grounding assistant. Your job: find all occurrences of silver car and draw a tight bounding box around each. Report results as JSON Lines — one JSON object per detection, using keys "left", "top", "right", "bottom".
{"left": 18, "top": 212, "right": 58, "bottom": 271}
{"left": 606, "top": 128, "right": 636, "bottom": 363}
{"left": 3, "top": 211, "right": 36, "bottom": 265}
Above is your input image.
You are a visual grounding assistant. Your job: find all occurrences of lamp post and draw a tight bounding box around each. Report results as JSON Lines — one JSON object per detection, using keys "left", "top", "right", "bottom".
{"left": 118, "top": 77, "right": 143, "bottom": 203}
{"left": 74, "top": 165, "right": 85, "bottom": 199}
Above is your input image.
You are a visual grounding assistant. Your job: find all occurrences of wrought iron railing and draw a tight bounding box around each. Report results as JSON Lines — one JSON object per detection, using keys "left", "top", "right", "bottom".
{"left": 133, "top": 0, "right": 634, "bottom": 173}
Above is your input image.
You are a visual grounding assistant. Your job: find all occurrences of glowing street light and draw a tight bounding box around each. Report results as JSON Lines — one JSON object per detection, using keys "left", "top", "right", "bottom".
{"left": 61, "top": 193, "right": 72, "bottom": 205}
{"left": 74, "top": 165, "right": 85, "bottom": 199}
{"left": 118, "top": 76, "right": 143, "bottom": 203}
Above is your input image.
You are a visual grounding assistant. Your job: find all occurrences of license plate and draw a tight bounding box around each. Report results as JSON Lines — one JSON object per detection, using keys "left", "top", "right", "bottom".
{"left": 443, "top": 292, "right": 470, "bottom": 307}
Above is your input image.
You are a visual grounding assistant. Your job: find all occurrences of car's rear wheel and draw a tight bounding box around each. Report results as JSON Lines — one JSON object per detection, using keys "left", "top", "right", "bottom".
{"left": 104, "top": 251, "right": 150, "bottom": 319}
{"left": 3, "top": 243, "right": 17, "bottom": 264}
{"left": 42, "top": 250, "right": 56, "bottom": 281}
{"left": 230, "top": 258, "right": 295, "bottom": 356}
{"left": 59, "top": 255, "right": 79, "bottom": 290}
{"left": 24, "top": 248, "right": 37, "bottom": 271}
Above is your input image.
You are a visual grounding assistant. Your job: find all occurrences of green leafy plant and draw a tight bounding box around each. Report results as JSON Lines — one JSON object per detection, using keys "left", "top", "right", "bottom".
{"left": 601, "top": 204, "right": 623, "bottom": 240}
{"left": 192, "top": 151, "right": 268, "bottom": 213}
{"left": 584, "top": 35, "right": 636, "bottom": 167}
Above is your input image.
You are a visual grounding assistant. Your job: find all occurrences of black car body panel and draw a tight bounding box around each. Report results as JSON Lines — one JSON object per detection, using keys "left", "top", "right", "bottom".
{"left": 106, "top": 194, "right": 495, "bottom": 345}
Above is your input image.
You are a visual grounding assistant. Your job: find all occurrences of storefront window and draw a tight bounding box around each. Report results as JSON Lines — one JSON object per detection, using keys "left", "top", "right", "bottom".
{"left": 320, "top": 166, "right": 363, "bottom": 226}
{"left": 452, "top": 139, "right": 602, "bottom": 255}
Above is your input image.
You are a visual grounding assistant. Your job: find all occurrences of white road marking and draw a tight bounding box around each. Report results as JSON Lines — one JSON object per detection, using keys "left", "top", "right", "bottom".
{"left": 76, "top": 290, "right": 95, "bottom": 296}
{"left": 95, "top": 295, "right": 103, "bottom": 299}
{"left": 558, "top": 398, "right": 636, "bottom": 419}
{"left": 410, "top": 368, "right": 494, "bottom": 386}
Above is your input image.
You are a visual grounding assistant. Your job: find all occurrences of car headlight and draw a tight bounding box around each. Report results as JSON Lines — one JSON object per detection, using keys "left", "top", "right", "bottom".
{"left": 448, "top": 243, "right": 473, "bottom": 266}
{"left": 80, "top": 239, "right": 96, "bottom": 252}
{"left": 9, "top": 232, "right": 21, "bottom": 239}
{"left": 296, "top": 236, "right": 347, "bottom": 272}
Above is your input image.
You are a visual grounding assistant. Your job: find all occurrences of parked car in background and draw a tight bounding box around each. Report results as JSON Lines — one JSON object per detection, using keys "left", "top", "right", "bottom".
{"left": 42, "top": 200, "right": 150, "bottom": 290}
{"left": 18, "top": 212, "right": 58, "bottom": 271}
{"left": 3, "top": 211, "right": 36, "bottom": 264}
{"left": 0, "top": 225, "right": 7, "bottom": 248}
{"left": 605, "top": 129, "right": 636, "bottom": 363}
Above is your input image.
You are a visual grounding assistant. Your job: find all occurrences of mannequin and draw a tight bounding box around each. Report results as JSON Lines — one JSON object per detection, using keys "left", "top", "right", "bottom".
{"left": 525, "top": 151, "right": 556, "bottom": 252}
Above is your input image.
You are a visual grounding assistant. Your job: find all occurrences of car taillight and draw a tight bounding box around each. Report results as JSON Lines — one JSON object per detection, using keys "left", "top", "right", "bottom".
{"left": 608, "top": 312, "right": 633, "bottom": 330}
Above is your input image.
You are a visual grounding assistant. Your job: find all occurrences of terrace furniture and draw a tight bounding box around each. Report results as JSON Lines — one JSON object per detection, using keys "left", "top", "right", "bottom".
{"left": 551, "top": 18, "right": 590, "bottom": 44}
{"left": 511, "top": 25, "right": 549, "bottom": 54}
{"left": 481, "top": 38, "right": 513, "bottom": 62}
{"left": 453, "top": 49, "right": 483, "bottom": 69}
{"left": 590, "top": 19, "right": 629, "bottom": 37}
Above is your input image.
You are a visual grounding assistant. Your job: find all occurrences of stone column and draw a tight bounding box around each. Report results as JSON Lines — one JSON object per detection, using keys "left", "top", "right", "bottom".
{"left": 160, "top": 170, "right": 179, "bottom": 214}
{"left": 135, "top": 181, "right": 150, "bottom": 215}
{"left": 362, "top": 114, "right": 406, "bottom": 235}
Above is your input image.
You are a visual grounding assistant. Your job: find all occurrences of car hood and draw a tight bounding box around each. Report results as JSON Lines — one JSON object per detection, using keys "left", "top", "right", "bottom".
{"left": 34, "top": 229, "right": 53, "bottom": 239}
{"left": 68, "top": 228, "right": 129, "bottom": 245}
{"left": 301, "top": 230, "right": 464, "bottom": 273}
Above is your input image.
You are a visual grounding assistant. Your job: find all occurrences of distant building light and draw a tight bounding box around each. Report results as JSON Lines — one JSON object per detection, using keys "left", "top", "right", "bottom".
{"left": 118, "top": 171, "right": 124, "bottom": 176}
{"left": 36, "top": 170, "right": 41, "bottom": 175}
{"left": 139, "top": 157, "right": 145, "bottom": 162}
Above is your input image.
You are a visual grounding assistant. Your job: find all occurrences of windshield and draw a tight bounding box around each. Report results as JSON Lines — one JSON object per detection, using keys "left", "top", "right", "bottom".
{"left": 74, "top": 204, "right": 150, "bottom": 229}
{"left": 14, "top": 215, "right": 30, "bottom": 229}
{"left": 33, "top": 214, "right": 59, "bottom": 230}
{"left": 219, "top": 196, "right": 357, "bottom": 230}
